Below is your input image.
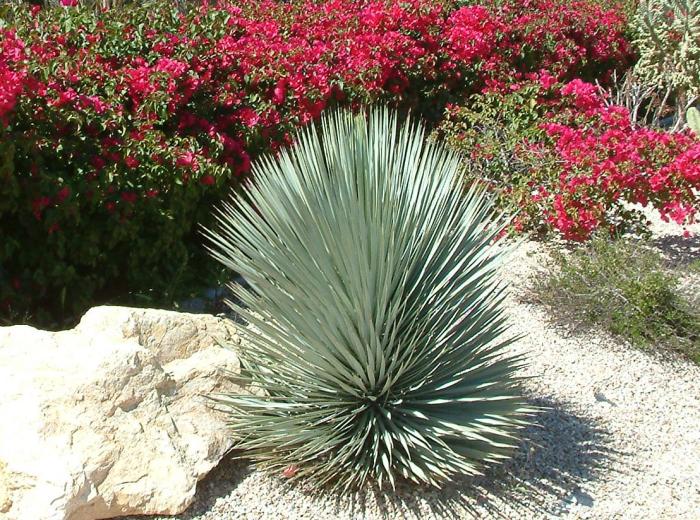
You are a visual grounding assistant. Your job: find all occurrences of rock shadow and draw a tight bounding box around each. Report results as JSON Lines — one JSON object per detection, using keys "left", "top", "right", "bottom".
{"left": 178, "top": 277, "right": 250, "bottom": 321}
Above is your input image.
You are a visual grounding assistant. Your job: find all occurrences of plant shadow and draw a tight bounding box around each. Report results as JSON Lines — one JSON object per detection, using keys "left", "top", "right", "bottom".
{"left": 651, "top": 233, "right": 700, "bottom": 267}
{"left": 311, "top": 395, "right": 618, "bottom": 519}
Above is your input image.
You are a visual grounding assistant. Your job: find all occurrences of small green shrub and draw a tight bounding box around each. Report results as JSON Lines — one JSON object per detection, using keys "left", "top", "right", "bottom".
{"left": 436, "top": 83, "right": 557, "bottom": 234}
{"left": 205, "top": 108, "right": 533, "bottom": 489}
{"left": 535, "top": 236, "right": 700, "bottom": 363}
{"left": 688, "top": 258, "right": 700, "bottom": 273}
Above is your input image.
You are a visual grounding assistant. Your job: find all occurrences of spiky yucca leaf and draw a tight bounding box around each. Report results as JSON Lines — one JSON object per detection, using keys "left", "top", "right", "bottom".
{"left": 205, "top": 108, "right": 532, "bottom": 490}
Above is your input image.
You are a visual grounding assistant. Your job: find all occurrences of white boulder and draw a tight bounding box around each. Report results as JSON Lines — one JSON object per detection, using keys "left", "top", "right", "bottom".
{"left": 0, "top": 306, "right": 245, "bottom": 520}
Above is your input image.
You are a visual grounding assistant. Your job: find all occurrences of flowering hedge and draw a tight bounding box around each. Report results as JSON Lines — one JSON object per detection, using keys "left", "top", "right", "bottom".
{"left": 0, "top": 0, "right": 631, "bottom": 325}
{"left": 439, "top": 76, "right": 700, "bottom": 241}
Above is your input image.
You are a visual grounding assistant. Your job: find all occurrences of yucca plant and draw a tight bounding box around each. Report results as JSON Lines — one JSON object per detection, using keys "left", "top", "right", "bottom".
{"left": 204, "top": 108, "right": 532, "bottom": 490}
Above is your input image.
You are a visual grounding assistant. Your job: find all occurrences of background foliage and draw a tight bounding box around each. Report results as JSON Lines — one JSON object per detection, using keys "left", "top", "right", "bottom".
{"left": 0, "top": 0, "right": 633, "bottom": 326}
{"left": 631, "top": 0, "right": 700, "bottom": 127}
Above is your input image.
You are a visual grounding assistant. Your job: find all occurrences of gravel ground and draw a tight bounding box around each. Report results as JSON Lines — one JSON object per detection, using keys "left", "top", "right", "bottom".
{"left": 123, "top": 215, "right": 700, "bottom": 520}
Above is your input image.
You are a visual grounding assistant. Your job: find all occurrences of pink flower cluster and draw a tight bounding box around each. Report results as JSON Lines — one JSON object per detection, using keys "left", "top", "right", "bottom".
{"left": 541, "top": 86, "right": 700, "bottom": 239}
{"left": 504, "top": 0, "right": 630, "bottom": 77}
{"left": 444, "top": 6, "right": 503, "bottom": 64}
{"left": 0, "top": 31, "right": 25, "bottom": 127}
{"left": 493, "top": 78, "right": 700, "bottom": 241}
{"left": 0, "top": 66, "right": 23, "bottom": 127}
{"left": 443, "top": 71, "right": 700, "bottom": 241}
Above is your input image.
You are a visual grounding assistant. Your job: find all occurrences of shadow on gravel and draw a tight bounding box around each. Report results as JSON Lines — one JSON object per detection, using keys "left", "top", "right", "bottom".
{"left": 314, "top": 395, "right": 618, "bottom": 519}
{"left": 469, "top": 395, "right": 619, "bottom": 518}
{"left": 174, "top": 456, "right": 255, "bottom": 519}
{"left": 652, "top": 233, "right": 700, "bottom": 267}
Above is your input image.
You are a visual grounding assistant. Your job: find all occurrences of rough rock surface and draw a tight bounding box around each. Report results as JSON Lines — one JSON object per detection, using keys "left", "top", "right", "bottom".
{"left": 0, "top": 306, "right": 244, "bottom": 520}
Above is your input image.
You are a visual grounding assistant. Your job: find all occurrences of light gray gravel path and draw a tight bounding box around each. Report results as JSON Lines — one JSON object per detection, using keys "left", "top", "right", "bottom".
{"left": 123, "top": 217, "right": 700, "bottom": 520}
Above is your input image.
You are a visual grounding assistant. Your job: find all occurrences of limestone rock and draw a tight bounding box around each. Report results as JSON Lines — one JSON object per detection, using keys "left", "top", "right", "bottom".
{"left": 0, "top": 306, "right": 245, "bottom": 520}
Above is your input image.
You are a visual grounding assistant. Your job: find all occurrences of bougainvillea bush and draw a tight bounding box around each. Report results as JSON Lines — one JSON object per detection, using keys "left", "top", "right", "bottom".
{"left": 0, "top": 0, "right": 633, "bottom": 325}
{"left": 438, "top": 77, "right": 700, "bottom": 241}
